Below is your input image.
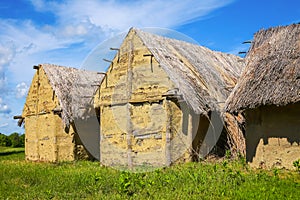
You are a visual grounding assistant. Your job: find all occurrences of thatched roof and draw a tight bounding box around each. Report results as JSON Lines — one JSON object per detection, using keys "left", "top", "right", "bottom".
{"left": 226, "top": 24, "right": 300, "bottom": 113}
{"left": 37, "top": 64, "right": 104, "bottom": 128}
{"left": 134, "top": 29, "right": 245, "bottom": 115}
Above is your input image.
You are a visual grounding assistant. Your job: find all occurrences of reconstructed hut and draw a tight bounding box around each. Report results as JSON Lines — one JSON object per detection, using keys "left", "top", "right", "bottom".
{"left": 94, "top": 28, "right": 244, "bottom": 168}
{"left": 226, "top": 24, "right": 300, "bottom": 169}
{"left": 18, "top": 64, "right": 104, "bottom": 162}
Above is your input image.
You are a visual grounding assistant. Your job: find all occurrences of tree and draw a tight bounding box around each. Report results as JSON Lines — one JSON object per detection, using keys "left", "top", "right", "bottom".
{"left": 19, "top": 134, "right": 25, "bottom": 147}
{"left": 0, "top": 133, "right": 12, "bottom": 147}
{"left": 8, "top": 133, "right": 24, "bottom": 148}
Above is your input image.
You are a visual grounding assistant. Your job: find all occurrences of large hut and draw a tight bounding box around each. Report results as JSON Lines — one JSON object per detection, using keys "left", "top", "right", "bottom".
{"left": 94, "top": 28, "right": 244, "bottom": 168}
{"left": 18, "top": 64, "right": 104, "bottom": 162}
{"left": 226, "top": 24, "right": 300, "bottom": 169}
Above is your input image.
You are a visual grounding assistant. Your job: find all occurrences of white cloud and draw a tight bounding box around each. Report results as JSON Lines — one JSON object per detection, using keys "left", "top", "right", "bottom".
{"left": 32, "top": 0, "right": 234, "bottom": 31}
{"left": 16, "top": 82, "right": 29, "bottom": 99}
{"left": 0, "top": 20, "right": 75, "bottom": 54}
{"left": 0, "top": 77, "right": 6, "bottom": 90}
{"left": 0, "top": 123, "right": 9, "bottom": 128}
{"left": 1, "top": 0, "right": 235, "bottom": 133}
{"left": 0, "top": 42, "right": 15, "bottom": 67}
{"left": 30, "top": 0, "right": 48, "bottom": 12}
{"left": 0, "top": 19, "right": 94, "bottom": 84}
{"left": 0, "top": 0, "right": 235, "bottom": 82}
{"left": 0, "top": 41, "right": 15, "bottom": 92}
{"left": 0, "top": 97, "right": 11, "bottom": 114}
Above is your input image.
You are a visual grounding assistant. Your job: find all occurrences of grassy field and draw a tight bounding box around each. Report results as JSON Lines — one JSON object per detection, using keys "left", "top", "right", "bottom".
{"left": 0, "top": 147, "right": 25, "bottom": 156}
{"left": 0, "top": 148, "right": 300, "bottom": 199}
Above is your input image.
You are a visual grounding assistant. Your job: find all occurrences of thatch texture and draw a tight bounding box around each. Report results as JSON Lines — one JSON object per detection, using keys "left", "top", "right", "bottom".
{"left": 41, "top": 64, "right": 104, "bottom": 128}
{"left": 226, "top": 24, "right": 300, "bottom": 112}
{"left": 136, "top": 29, "right": 245, "bottom": 115}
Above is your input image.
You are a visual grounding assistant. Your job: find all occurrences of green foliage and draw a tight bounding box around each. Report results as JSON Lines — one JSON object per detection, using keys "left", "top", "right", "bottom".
{"left": 0, "top": 133, "right": 11, "bottom": 147}
{"left": 118, "top": 171, "right": 133, "bottom": 195}
{"left": 0, "top": 133, "right": 24, "bottom": 147}
{"left": 8, "top": 133, "right": 23, "bottom": 147}
{"left": 0, "top": 154, "right": 300, "bottom": 199}
{"left": 293, "top": 159, "right": 300, "bottom": 172}
{"left": 225, "top": 149, "right": 231, "bottom": 159}
{"left": 19, "top": 134, "right": 25, "bottom": 147}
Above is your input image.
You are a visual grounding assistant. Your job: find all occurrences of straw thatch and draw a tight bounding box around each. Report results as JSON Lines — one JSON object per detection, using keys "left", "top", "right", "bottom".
{"left": 136, "top": 29, "right": 245, "bottom": 115}
{"left": 226, "top": 24, "right": 300, "bottom": 113}
{"left": 36, "top": 64, "right": 104, "bottom": 128}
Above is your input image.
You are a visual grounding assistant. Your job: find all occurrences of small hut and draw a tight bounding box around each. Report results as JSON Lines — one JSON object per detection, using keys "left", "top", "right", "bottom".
{"left": 226, "top": 24, "right": 300, "bottom": 169}
{"left": 94, "top": 28, "right": 244, "bottom": 168}
{"left": 18, "top": 64, "right": 104, "bottom": 162}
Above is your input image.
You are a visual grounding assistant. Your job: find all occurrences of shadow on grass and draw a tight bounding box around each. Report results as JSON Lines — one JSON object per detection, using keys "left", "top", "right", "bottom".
{"left": 0, "top": 150, "right": 25, "bottom": 156}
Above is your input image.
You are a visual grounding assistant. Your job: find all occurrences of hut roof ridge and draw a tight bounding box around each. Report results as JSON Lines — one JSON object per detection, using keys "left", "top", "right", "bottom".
{"left": 133, "top": 28, "right": 245, "bottom": 115}
{"left": 41, "top": 63, "right": 104, "bottom": 127}
{"left": 225, "top": 24, "right": 300, "bottom": 112}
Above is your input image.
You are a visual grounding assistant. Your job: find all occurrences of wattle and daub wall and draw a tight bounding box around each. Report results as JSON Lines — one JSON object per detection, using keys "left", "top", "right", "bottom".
{"left": 94, "top": 30, "right": 209, "bottom": 168}
{"left": 225, "top": 24, "right": 300, "bottom": 169}
{"left": 23, "top": 67, "right": 89, "bottom": 162}
{"left": 245, "top": 103, "right": 300, "bottom": 169}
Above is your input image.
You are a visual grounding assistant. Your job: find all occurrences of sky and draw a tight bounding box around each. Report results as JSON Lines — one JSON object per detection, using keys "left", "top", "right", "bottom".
{"left": 0, "top": 0, "right": 299, "bottom": 135}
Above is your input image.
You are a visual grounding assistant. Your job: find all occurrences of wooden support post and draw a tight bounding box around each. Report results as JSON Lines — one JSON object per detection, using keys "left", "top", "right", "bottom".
{"left": 36, "top": 64, "right": 40, "bottom": 159}
{"left": 126, "top": 40, "right": 134, "bottom": 169}
{"left": 188, "top": 113, "right": 193, "bottom": 161}
{"left": 99, "top": 106, "right": 103, "bottom": 163}
{"left": 54, "top": 135, "right": 58, "bottom": 162}
{"left": 165, "top": 99, "right": 171, "bottom": 166}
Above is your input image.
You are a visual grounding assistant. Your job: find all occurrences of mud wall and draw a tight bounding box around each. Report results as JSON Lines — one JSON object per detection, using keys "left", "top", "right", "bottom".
{"left": 245, "top": 103, "right": 300, "bottom": 169}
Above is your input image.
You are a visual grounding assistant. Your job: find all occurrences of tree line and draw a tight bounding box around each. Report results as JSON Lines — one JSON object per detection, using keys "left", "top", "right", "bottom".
{"left": 0, "top": 133, "right": 25, "bottom": 147}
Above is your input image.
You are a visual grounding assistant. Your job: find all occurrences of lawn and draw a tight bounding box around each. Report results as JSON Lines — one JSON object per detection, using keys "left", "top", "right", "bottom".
{"left": 0, "top": 148, "right": 299, "bottom": 199}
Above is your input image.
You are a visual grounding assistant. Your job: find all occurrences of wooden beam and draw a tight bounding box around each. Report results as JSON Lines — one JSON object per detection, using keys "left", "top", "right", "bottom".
{"left": 13, "top": 115, "right": 23, "bottom": 119}
{"left": 110, "top": 48, "right": 120, "bottom": 63}
{"left": 17, "top": 118, "right": 24, "bottom": 127}
{"left": 242, "top": 40, "right": 252, "bottom": 44}
{"left": 33, "top": 65, "right": 40, "bottom": 70}
{"left": 103, "top": 59, "right": 113, "bottom": 63}
{"left": 143, "top": 54, "right": 153, "bottom": 57}
{"left": 52, "top": 107, "right": 62, "bottom": 115}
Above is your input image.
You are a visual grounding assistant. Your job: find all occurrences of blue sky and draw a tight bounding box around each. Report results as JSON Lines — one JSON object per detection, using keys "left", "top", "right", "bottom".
{"left": 0, "top": 0, "right": 299, "bottom": 134}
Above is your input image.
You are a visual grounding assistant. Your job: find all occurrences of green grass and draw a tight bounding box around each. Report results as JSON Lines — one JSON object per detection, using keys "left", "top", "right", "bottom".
{"left": 0, "top": 146, "right": 24, "bottom": 153}
{"left": 0, "top": 149, "right": 299, "bottom": 199}
{"left": 0, "top": 147, "right": 24, "bottom": 160}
